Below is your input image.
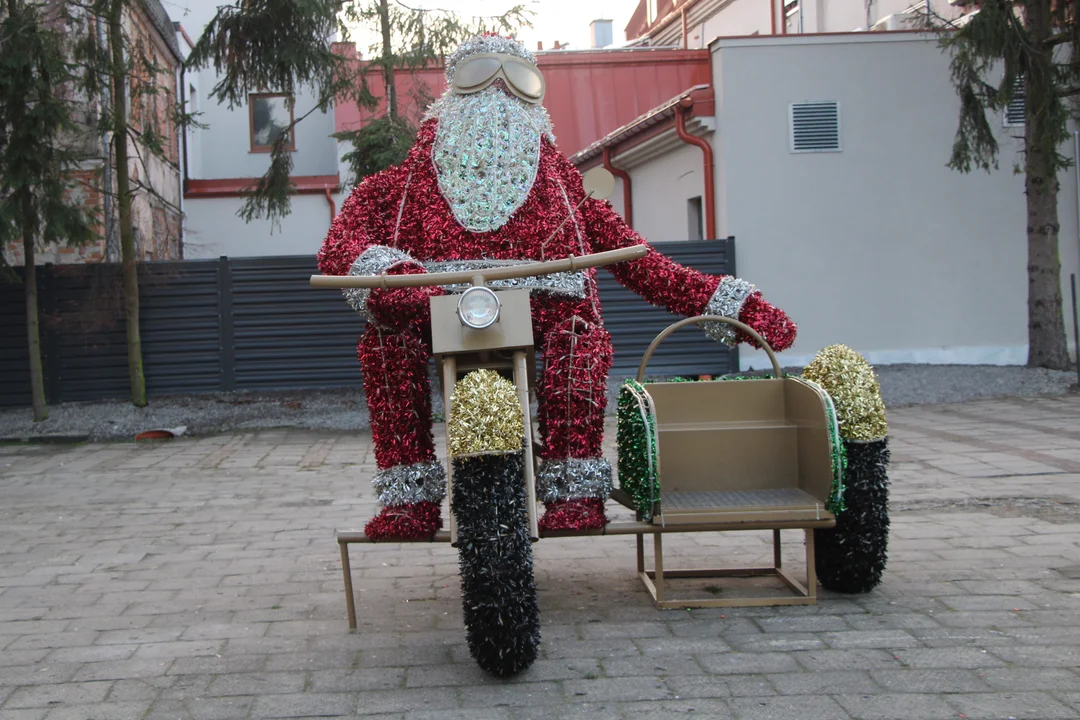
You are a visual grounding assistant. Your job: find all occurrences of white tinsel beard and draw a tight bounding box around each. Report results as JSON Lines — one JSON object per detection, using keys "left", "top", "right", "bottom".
{"left": 428, "top": 86, "right": 554, "bottom": 233}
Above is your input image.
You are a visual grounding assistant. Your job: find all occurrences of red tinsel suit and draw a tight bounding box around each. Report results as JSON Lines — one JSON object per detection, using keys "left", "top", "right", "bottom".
{"left": 318, "top": 36, "right": 796, "bottom": 541}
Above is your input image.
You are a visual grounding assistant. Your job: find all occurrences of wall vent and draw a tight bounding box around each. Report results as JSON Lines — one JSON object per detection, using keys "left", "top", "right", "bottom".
{"left": 1004, "top": 76, "right": 1025, "bottom": 127}
{"left": 790, "top": 102, "right": 841, "bottom": 153}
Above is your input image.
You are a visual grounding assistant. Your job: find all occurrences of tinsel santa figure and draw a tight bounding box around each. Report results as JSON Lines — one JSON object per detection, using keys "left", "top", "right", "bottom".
{"left": 318, "top": 35, "right": 798, "bottom": 541}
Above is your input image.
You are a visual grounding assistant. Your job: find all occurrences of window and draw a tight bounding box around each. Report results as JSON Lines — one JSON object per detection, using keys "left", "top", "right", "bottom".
{"left": 249, "top": 93, "right": 295, "bottom": 152}
{"left": 687, "top": 196, "right": 704, "bottom": 241}
{"left": 790, "top": 101, "right": 841, "bottom": 153}
{"left": 1004, "top": 76, "right": 1025, "bottom": 127}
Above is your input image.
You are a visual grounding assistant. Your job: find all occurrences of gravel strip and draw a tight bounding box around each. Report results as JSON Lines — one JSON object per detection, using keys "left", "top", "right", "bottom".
{"left": 0, "top": 365, "right": 1075, "bottom": 443}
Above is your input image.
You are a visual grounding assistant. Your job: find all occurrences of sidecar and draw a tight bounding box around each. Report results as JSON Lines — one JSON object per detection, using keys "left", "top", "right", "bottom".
{"left": 608, "top": 317, "right": 888, "bottom": 608}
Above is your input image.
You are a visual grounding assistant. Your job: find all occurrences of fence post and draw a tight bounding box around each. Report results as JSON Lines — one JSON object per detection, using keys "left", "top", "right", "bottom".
{"left": 217, "top": 256, "right": 236, "bottom": 391}
{"left": 40, "top": 263, "right": 62, "bottom": 405}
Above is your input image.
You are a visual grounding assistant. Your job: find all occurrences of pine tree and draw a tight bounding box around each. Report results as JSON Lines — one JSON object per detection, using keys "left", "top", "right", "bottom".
{"left": 186, "top": 0, "right": 530, "bottom": 223}
{"left": 932, "top": 0, "right": 1076, "bottom": 369}
{"left": 64, "top": 0, "right": 190, "bottom": 407}
{"left": 0, "top": 0, "right": 94, "bottom": 421}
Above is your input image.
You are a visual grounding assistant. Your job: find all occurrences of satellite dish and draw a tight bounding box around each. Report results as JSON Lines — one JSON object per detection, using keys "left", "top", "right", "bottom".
{"left": 582, "top": 166, "right": 616, "bottom": 200}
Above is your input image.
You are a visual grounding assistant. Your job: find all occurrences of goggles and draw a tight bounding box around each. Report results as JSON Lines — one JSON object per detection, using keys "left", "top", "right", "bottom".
{"left": 451, "top": 53, "right": 546, "bottom": 104}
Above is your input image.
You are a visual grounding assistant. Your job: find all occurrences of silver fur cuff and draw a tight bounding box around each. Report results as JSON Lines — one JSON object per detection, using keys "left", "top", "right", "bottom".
{"left": 702, "top": 276, "right": 756, "bottom": 346}
{"left": 536, "top": 458, "right": 613, "bottom": 503}
{"left": 343, "top": 245, "right": 416, "bottom": 320}
{"left": 372, "top": 459, "right": 447, "bottom": 506}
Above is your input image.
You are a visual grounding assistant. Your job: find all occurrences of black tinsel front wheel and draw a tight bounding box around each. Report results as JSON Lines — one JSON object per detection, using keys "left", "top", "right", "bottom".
{"left": 815, "top": 438, "right": 891, "bottom": 594}
{"left": 452, "top": 452, "right": 541, "bottom": 677}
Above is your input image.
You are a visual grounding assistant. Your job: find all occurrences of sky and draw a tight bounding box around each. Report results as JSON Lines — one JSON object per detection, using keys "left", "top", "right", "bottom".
{"left": 352, "top": 0, "right": 639, "bottom": 53}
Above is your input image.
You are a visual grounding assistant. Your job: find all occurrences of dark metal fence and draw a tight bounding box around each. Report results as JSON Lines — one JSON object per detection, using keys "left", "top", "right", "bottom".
{"left": 0, "top": 239, "right": 735, "bottom": 408}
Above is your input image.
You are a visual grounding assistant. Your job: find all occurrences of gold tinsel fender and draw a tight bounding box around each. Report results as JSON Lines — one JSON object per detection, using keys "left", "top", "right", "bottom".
{"left": 802, "top": 345, "right": 887, "bottom": 441}
{"left": 448, "top": 369, "right": 524, "bottom": 457}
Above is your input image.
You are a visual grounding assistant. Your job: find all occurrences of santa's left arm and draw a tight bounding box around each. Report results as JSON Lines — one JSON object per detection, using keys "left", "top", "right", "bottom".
{"left": 580, "top": 194, "right": 797, "bottom": 352}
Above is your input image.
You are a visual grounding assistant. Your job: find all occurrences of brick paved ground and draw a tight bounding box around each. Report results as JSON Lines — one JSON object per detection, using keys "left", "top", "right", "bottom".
{"left": 1, "top": 394, "right": 1079, "bottom": 719}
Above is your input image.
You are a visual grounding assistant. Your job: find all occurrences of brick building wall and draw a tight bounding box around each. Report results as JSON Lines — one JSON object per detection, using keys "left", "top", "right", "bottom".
{"left": 3, "top": 0, "right": 183, "bottom": 267}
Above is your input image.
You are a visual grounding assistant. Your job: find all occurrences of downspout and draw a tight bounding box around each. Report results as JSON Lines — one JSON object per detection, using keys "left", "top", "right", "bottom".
{"left": 675, "top": 97, "right": 716, "bottom": 239}
{"left": 325, "top": 188, "right": 337, "bottom": 222}
{"left": 178, "top": 64, "right": 187, "bottom": 256}
{"left": 602, "top": 147, "right": 633, "bottom": 229}
{"left": 96, "top": 14, "right": 116, "bottom": 262}
{"left": 682, "top": 7, "right": 688, "bottom": 49}
{"left": 771, "top": 0, "right": 778, "bottom": 34}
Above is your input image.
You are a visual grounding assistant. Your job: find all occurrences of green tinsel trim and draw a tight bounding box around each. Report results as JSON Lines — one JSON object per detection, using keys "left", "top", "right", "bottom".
{"left": 616, "top": 379, "right": 659, "bottom": 521}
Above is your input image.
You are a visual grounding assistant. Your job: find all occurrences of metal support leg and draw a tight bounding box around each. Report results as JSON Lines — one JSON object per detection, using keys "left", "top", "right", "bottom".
{"left": 653, "top": 532, "right": 665, "bottom": 604}
{"left": 514, "top": 350, "right": 540, "bottom": 541}
{"left": 442, "top": 357, "right": 458, "bottom": 545}
{"left": 805, "top": 528, "right": 817, "bottom": 602}
{"left": 636, "top": 534, "right": 645, "bottom": 574}
{"left": 340, "top": 540, "right": 357, "bottom": 630}
{"left": 773, "top": 528, "right": 782, "bottom": 570}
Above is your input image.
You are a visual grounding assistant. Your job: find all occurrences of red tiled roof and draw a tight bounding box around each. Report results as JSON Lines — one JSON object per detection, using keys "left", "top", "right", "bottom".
{"left": 333, "top": 46, "right": 712, "bottom": 158}
{"left": 569, "top": 84, "right": 714, "bottom": 167}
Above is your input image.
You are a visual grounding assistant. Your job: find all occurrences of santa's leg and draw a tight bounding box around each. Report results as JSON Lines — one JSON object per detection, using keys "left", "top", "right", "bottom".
{"left": 358, "top": 326, "right": 445, "bottom": 541}
{"left": 536, "top": 316, "right": 614, "bottom": 532}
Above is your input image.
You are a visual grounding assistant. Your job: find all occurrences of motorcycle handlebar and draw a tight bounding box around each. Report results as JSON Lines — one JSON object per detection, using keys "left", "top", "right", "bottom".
{"left": 309, "top": 245, "right": 648, "bottom": 290}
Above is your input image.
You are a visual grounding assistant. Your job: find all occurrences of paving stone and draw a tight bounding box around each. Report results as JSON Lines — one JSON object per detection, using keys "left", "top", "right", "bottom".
{"left": 945, "top": 691, "right": 1079, "bottom": 719}
{"left": 0, "top": 710, "right": 48, "bottom": 720}
{"left": 632, "top": 636, "right": 732, "bottom": 656}
{"left": 696, "top": 652, "right": 798, "bottom": 675}
{"left": 563, "top": 677, "right": 668, "bottom": 703}
{"left": 766, "top": 670, "right": 881, "bottom": 695}
{"left": 4, "top": 682, "right": 112, "bottom": 709}
{"left": 976, "top": 667, "right": 1080, "bottom": 691}
{"left": 206, "top": 671, "right": 306, "bottom": 697}
{"left": 249, "top": 692, "right": 357, "bottom": 718}
{"left": 41, "top": 701, "right": 151, "bottom": 720}
{"left": 988, "top": 644, "right": 1080, "bottom": 667}
{"left": 833, "top": 692, "right": 956, "bottom": 719}
{"left": 756, "top": 615, "right": 851, "bottom": 633}
{"left": 71, "top": 658, "right": 173, "bottom": 681}
{"left": 728, "top": 695, "right": 852, "bottom": 720}
{"left": 4, "top": 403, "right": 1080, "bottom": 719}
{"left": 619, "top": 699, "right": 732, "bottom": 717}
{"left": 725, "top": 632, "right": 826, "bottom": 652}
{"left": 311, "top": 667, "right": 407, "bottom": 691}
{"left": 893, "top": 647, "right": 1006, "bottom": 669}
{"left": 166, "top": 654, "right": 267, "bottom": 676}
{"left": 791, "top": 649, "right": 900, "bottom": 671}
{"left": 352, "top": 688, "right": 460, "bottom": 715}
{"left": 868, "top": 668, "right": 992, "bottom": 693}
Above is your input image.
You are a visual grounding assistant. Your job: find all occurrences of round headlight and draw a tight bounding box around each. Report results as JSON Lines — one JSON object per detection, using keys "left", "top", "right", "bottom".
{"left": 457, "top": 287, "right": 501, "bottom": 329}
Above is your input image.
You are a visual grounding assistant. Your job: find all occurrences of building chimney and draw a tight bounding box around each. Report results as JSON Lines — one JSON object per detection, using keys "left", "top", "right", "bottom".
{"left": 537, "top": 41, "right": 543, "bottom": 50}
{"left": 590, "top": 19, "right": 613, "bottom": 48}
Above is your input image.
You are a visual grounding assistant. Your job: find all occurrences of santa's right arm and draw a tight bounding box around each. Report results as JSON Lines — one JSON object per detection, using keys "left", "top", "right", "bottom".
{"left": 317, "top": 181, "right": 442, "bottom": 331}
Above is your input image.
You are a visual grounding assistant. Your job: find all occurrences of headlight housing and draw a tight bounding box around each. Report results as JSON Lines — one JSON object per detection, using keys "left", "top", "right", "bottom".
{"left": 457, "top": 286, "right": 501, "bottom": 329}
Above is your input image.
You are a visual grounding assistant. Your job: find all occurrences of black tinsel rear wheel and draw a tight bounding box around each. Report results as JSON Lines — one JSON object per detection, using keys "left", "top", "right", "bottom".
{"left": 815, "top": 438, "right": 891, "bottom": 594}
{"left": 452, "top": 453, "right": 540, "bottom": 677}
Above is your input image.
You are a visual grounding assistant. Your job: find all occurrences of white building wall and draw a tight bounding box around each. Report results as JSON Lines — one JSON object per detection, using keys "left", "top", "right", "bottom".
{"left": 698, "top": 0, "right": 771, "bottom": 44}
{"left": 183, "top": 193, "right": 346, "bottom": 259}
{"left": 625, "top": 142, "right": 708, "bottom": 243}
{"left": 172, "top": 0, "right": 341, "bottom": 257}
{"left": 192, "top": 81, "right": 338, "bottom": 180}
{"left": 709, "top": 33, "right": 1080, "bottom": 368}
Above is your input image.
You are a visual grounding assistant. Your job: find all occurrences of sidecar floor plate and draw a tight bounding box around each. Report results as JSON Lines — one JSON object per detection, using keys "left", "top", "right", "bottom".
{"left": 659, "top": 488, "right": 830, "bottom": 526}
